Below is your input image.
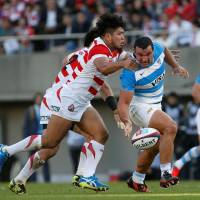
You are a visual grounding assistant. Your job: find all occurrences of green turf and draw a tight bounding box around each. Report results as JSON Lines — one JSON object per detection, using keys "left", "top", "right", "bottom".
{"left": 1, "top": 181, "right": 200, "bottom": 200}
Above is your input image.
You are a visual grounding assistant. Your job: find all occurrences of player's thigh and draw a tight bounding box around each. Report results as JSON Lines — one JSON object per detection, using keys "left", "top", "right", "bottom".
{"left": 73, "top": 124, "right": 93, "bottom": 141}
{"left": 42, "top": 114, "right": 73, "bottom": 148}
{"left": 149, "top": 110, "right": 177, "bottom": 134}
{"left": 77, "top": 106, "right": 108, "bottom": 143}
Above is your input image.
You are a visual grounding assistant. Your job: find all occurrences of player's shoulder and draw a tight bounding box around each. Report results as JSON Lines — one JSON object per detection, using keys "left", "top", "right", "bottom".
{"left": 88, "top": 37, "right": 112, "bottom": 57}
{"left": 153, "top": 41, "right": 165, "bottom": 53}
{"left": 120, "top": 68, "right": 136, "bottom": 79}
{"left": 153, "top": 41, "right": 165, "bottom": 60}
{"left": 75, "top": 47, "right": 88, "bottom": 55}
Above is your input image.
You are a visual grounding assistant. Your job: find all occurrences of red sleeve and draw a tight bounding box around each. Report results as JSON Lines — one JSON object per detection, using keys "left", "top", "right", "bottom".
{"left": 88, "top": 44, "right": 112, "bottom": 60}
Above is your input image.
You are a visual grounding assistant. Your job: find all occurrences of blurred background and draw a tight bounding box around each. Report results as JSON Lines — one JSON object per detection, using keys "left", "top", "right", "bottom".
{"left": 0, "top": 0, "right": 200, "bottom": 183}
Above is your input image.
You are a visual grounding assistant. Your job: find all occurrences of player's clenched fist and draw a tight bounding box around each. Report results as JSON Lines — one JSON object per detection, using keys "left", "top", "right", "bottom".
{"left": 120, "top": 58, "right": 138, "bottom": 70}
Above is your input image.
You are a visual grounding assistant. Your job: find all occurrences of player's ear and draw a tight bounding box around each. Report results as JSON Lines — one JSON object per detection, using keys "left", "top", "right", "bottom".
{"left": 104, "top": 33, "right": 112, "bottom": 43}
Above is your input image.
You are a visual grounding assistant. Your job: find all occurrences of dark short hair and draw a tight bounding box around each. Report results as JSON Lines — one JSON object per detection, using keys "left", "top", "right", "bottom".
{"left": 134, "top": 36, "right": 154, "bottom": 50}
{"left": 96, "top": 13, "right": 125, "bottom": 36}
{"left": 83, "top": 27, "right": 99, "bottom": 47}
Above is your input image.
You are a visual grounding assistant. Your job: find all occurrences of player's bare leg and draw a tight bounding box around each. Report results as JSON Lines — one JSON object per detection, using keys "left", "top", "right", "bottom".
{"left": 127, "top": 143, "right": 159, "bottom": 192}
{"left": 8, "top": 124, "right": 94, "bottom": 194}
{"left": 9, "top": 146, "right": 59, "bottom": 194}
{"left": 149, "top": 110, "right": 179, "bottom": 188}
{"left": 7, "top": 115, "right": 72, "bottom": 194}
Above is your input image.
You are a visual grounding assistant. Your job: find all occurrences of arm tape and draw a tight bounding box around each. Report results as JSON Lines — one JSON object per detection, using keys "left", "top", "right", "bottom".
{"left": 105, "top": 96, "right": 117, "bottom": 111}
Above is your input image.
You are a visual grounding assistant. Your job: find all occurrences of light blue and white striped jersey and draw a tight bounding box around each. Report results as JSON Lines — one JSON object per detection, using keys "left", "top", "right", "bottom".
{"left": 120, "top": 42, "right": 165, "bottom": 104}
{"left": 195, "top": 74, "right": 200, "bottom": 84}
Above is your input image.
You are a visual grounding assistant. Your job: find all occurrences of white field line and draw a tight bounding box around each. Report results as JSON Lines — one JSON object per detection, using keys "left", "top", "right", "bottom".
{"left": 8, "top": 193, "right": 200, "bottom": 198}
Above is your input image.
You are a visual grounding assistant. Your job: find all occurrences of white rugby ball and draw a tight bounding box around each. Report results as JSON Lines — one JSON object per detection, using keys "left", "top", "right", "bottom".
{"left": 131, "top": 128, "right": 160, "bottom": 150}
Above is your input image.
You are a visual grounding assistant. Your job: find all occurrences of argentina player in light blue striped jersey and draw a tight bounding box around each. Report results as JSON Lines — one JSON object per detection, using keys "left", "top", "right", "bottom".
{"left": 172, "top": 74, "right": 200, "bottom": 178}
{"left": 118, "top": 37, "right": 189, "bottom": 192}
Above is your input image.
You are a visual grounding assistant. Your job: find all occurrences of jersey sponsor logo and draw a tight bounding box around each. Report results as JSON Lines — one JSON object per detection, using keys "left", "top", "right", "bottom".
{"left": 151, "top": 72, "right": 165, "bottom": 86}
{"left": 51, "top": 105, "right": 60, "bottom": 112}
{"left": 68, "top": 104, "right": 75, "bottom": 112}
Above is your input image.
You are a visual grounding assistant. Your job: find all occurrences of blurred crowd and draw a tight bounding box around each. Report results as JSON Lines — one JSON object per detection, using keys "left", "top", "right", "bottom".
{"left": 0, "top": 0, "right": 200, "bottom": 54}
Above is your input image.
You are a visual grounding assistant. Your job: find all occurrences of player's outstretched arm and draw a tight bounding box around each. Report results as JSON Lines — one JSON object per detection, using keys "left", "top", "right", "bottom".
{"left": 164, "top": 47, "right": 189, "bottom": 78}
{"left": 170, "top": 49, "right": 180, "bottom": 61}
{"left": 118, "top": 90, "right": 133, "bottom": 137}
{"left": 94, "top": 57, "right": 137, "bottom": 75}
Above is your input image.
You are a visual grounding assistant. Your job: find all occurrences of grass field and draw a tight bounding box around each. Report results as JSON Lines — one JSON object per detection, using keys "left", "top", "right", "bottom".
{"left": 1, "top": 181, "right": 200, "bottom": 200}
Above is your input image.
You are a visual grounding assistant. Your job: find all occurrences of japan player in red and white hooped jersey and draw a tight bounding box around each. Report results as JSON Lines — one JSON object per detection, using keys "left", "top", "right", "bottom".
{"left": 6, "top": 28, "right": 128, "bottom": 194}
{"left": 57, "top": 36, "right": 128, "bottom": 122}
{"left": 0, "top": 14, "right": 137, "bottom": 191}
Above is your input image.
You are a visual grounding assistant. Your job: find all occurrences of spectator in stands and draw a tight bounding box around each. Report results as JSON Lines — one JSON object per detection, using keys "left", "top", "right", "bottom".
{"left": 15, "top": 17, "right": 35, "bottom": 53}
{"left": 179, "top": 0, "right": 197, "bottom": 22}
{"left": 0, "top": 0, "right": 200, "bottom": 53}
{"left": 128, "top": 11, "right": 143, "bottom": 31}
{"left": 69, "top": 11, "right": 91, "bottom": 51}
{"left": 61, "top": 13, "right": 75, "bottom": 52}
{"left": 130, "top": 0, "right": 147, "bottom": 16}
{"left": 168, "top": 13, "right": 193, "bottom": 47}
{"left": 0, "top": 17, "right": 19, "bottom": 54}
{"left": 142, "top": 12, "right": 159, "bottom": 37}
{"left": 39, "top": 0, "right": 63, "bottom": 49}
{"left": 23, "top": 92, "right": 50, "bottom": 182}
{"left": 164, "top": 0, "right": 181, "bottom": 20}
{"left": 40, "top": 0, "right": 63, "bottom": 34}
{"left": 114, "top": 0, "right": 127, "bottom": 19}
{"left": 9, "top": 0, "right": 25, "bottom": 23}
{"left": 24, "top": 1, "right": 40, "bottom": 31}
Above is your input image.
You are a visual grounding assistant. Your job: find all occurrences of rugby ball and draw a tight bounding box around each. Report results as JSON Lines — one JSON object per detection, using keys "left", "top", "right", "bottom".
{"left": 131, "top": 128, "right": 160, "bottom": 150}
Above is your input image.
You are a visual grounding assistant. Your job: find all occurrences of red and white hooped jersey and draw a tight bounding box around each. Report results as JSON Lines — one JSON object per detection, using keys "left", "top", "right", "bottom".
{"left": 52, "top": 47, "right": 88, "bottom": 90}
{"left": 61, "top": 37, "right": 127, "bottom": 105}
{"left": 42, "top": 47, "right": 89, "bottom": 107}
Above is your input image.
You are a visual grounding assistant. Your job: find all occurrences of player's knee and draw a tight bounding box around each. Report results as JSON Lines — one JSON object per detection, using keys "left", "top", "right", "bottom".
{"left": 95, "top": 130, "right": 109, "bottom": 144}
{"left": 46, "top": 146, "right": 59, "bottom": 158}
{"left": 102, "top": 130, "right": 109, "bottom": 143}
{"left": 165, "top": 121, "right": 177, "bottom": 136}
{"left": 42, "top": 135, "right": 59, "bottom": 148}
{"left": 51, "top": 146, "right": 59, "bottom": 156}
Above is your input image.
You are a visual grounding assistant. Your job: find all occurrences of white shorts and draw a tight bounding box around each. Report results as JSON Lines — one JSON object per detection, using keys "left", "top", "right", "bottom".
{"left": 129, "top": 102, "right": 162, "bottom": 128}
{"left": 50, "top": 88, "right": 91, "bottom": 122}
{"left": 40, "top": 96, "right": 51, "bottom": 125}
{"left": 196, "top": 108, "right": 200, "bottom": 135}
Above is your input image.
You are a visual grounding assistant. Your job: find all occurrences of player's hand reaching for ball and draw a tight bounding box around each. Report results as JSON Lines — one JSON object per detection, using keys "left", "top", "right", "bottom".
{"left": 172, "top": 65, "right": 189, "bottom": 79}
{"left": 123, "top": 120, "right": 132, "bottom": 138}
{"left": 113, "top": 110, "right": 126, "bottom": 129}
